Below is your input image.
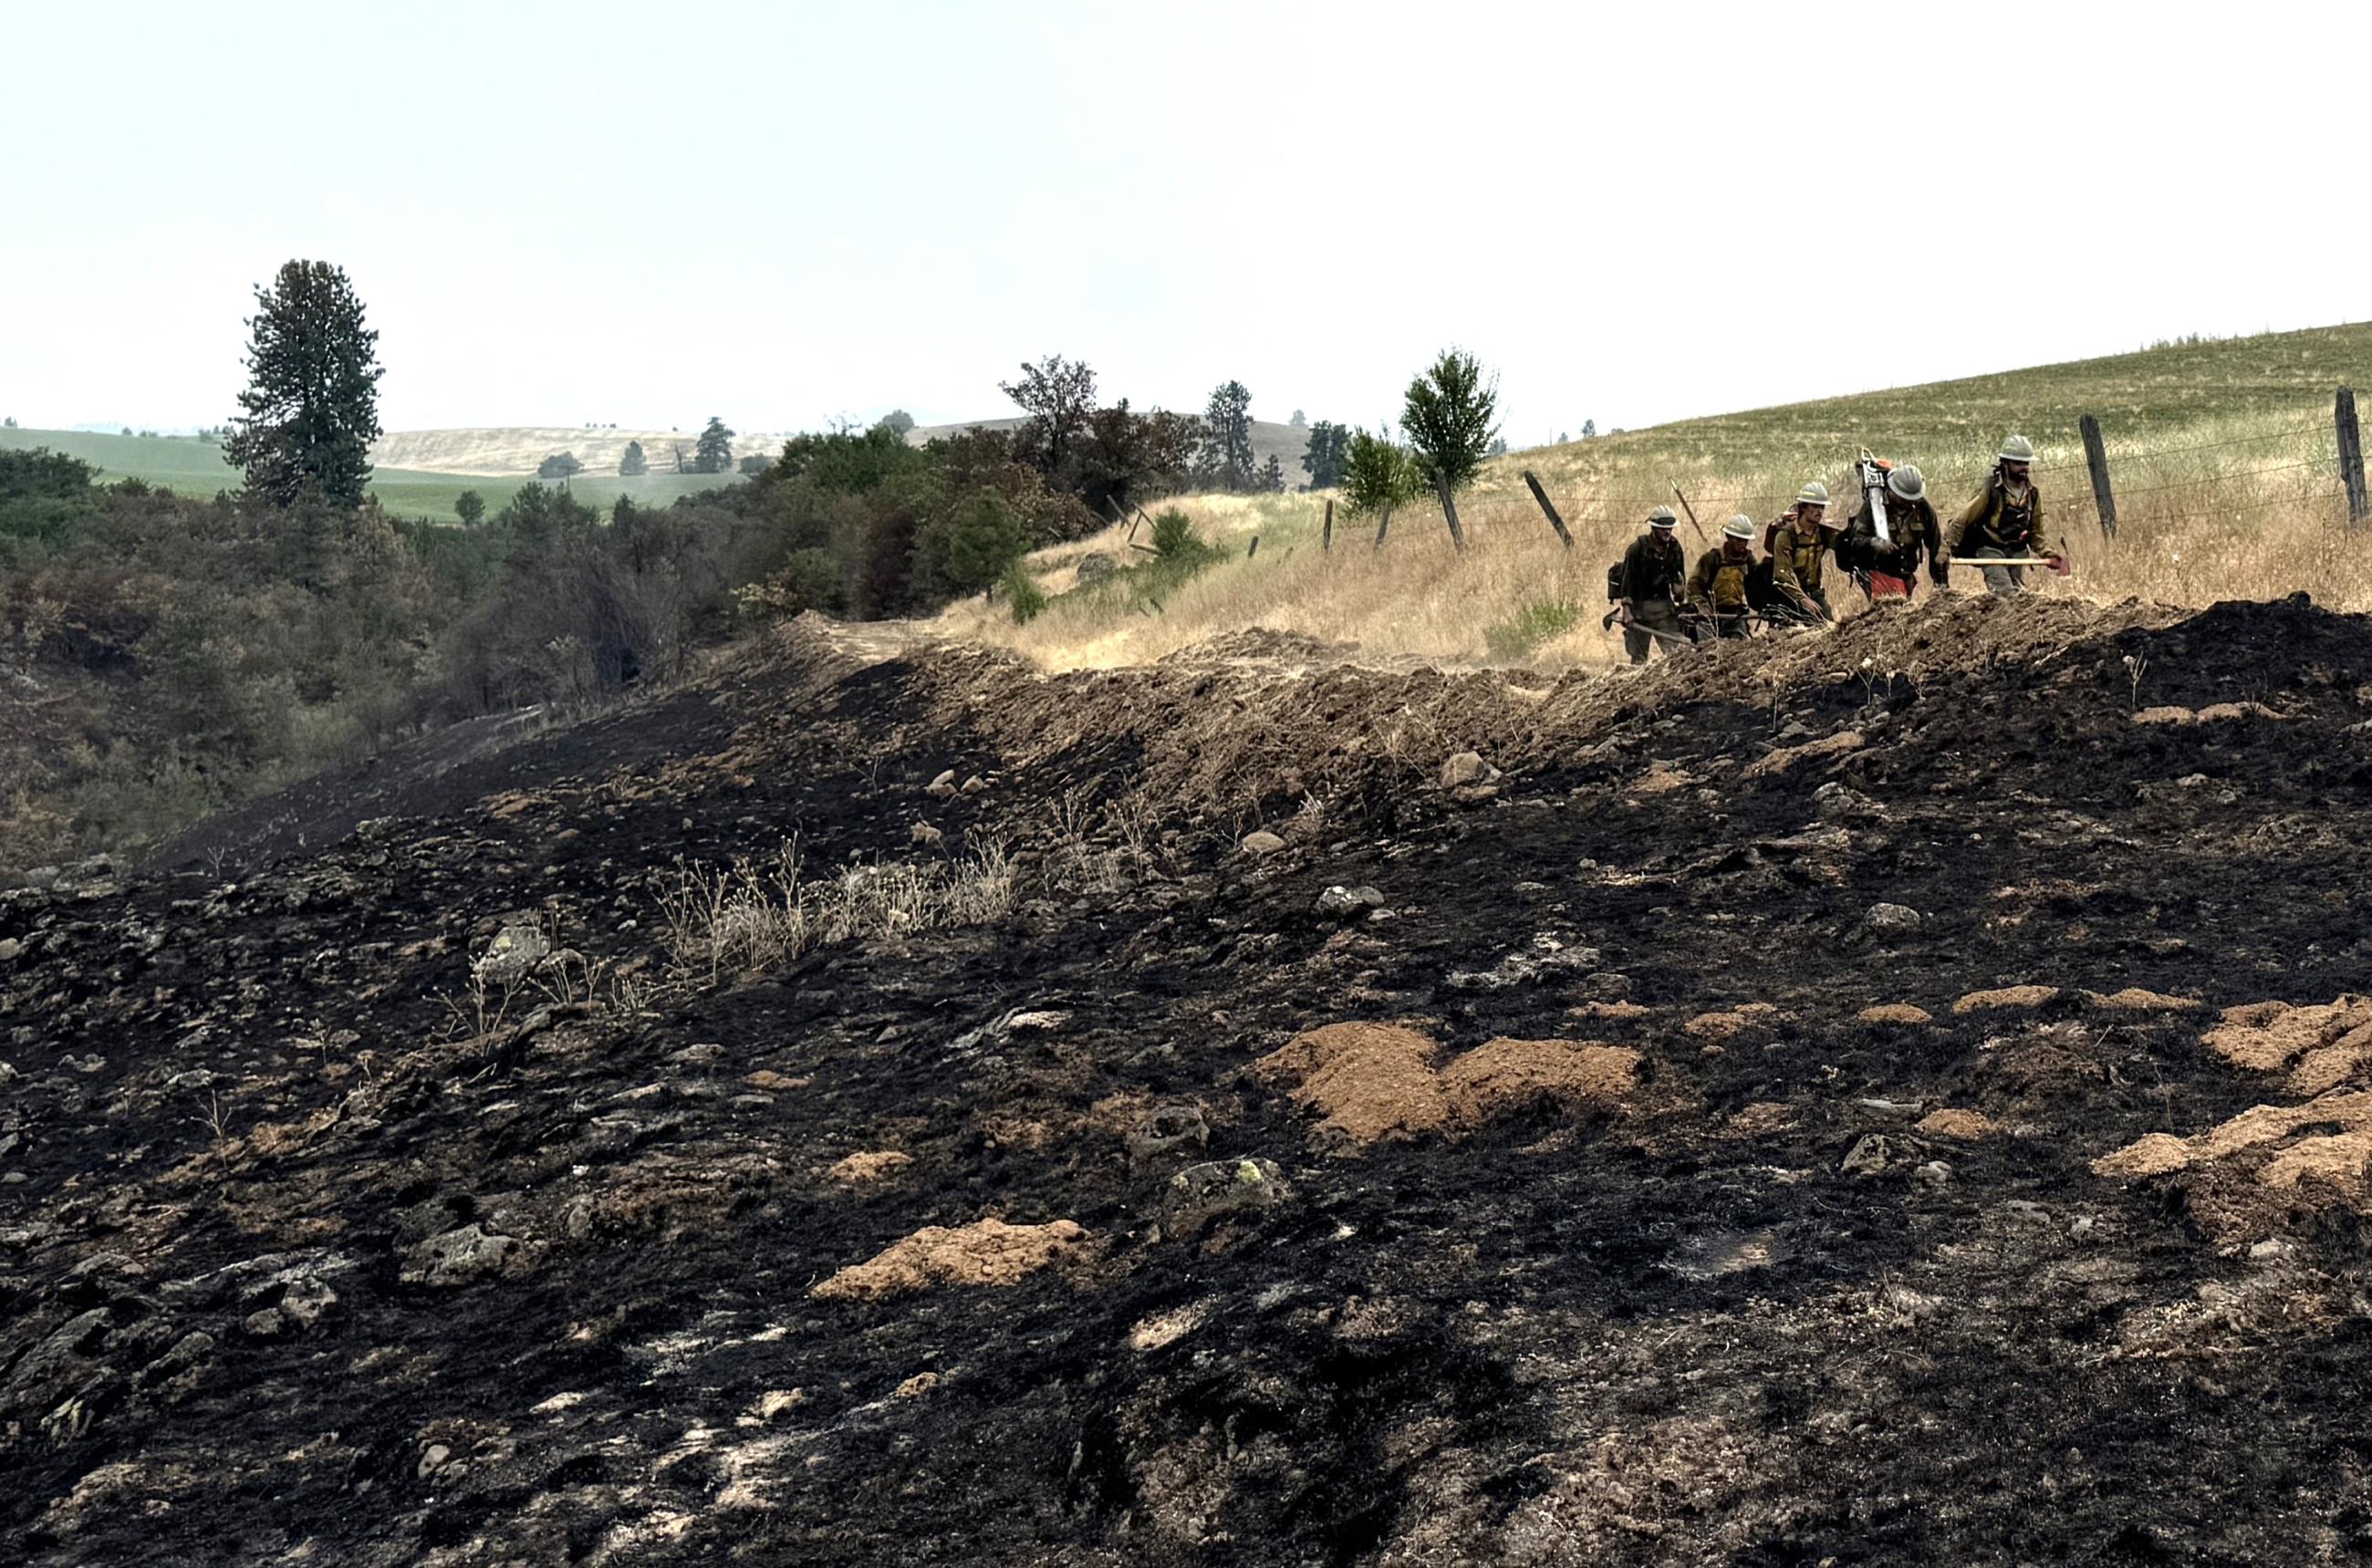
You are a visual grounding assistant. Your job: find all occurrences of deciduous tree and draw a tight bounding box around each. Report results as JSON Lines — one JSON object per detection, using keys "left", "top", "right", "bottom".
{"left": 1001, "top": 356, "right": 1096, "bottom": 479}
{"left": 619, "top": 440, "right": 648, "bottom": 477}
{"left": 1400, "top": 348, "right": 1500, "bottom": 493}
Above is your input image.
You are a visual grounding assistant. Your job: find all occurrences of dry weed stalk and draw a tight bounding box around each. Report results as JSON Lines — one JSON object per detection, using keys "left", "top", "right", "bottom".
{"left": 658, "top": 836, "right": 1015, "bottom": 989}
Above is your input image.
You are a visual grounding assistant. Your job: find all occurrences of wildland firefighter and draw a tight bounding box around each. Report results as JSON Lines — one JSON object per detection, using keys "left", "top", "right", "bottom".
{"left": 1837, "top": 462, "right": 1949, "bottom": 600}
{"left": 1611, "top": 504, "right": 1691, "bottom": 663}
{"left": 1950, "top": 434, "right": 2065, "bottom": 597}
{"left": 1689, "top": 515, "right": 1759, "bottom": 638}
{"left": 1761, "top": 480, "right": 1840, "bottom": 622}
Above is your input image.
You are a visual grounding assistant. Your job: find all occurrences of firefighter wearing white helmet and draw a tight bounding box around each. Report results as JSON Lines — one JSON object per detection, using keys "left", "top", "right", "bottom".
{"left": 1613, "top": 504, "right": 1691, "bottom": 664}
{"left": 1687, "top": 514, "right": 1759, "bottom": 639}
{"left": 1949, "top": 434, "right": 2062, "bottom": 597}
{"left": 1837, "top": 461, "right": 1950, "bottom": 601}
{"left": 1763, "top": 479, "right": 1842, "bottom": 624}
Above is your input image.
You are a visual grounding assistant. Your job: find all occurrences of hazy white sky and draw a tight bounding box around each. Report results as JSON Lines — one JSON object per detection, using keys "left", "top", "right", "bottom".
{"left": 3, "top": 1, "right": 2365, "bottom": 441}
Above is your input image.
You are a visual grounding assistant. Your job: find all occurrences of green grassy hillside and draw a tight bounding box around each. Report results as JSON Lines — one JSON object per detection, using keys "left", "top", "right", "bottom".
{"left": 1531, "top": 321, "right": 2372, "bottom": 501}
{"left": 0, "top": 428, "right": 743, "bottom": 522}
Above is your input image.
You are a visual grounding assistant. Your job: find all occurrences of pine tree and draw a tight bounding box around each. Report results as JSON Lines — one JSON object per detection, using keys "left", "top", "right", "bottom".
{"left": 694, "top": 417, "right": 734, "bottom": 473}
{"left": 1202, "top": 380, "right": 1255, "bottom": 491}
{"left": 1301, "top": 421, "right": 1351, "bottom": 489}
{"left": 1258, "top": 453, "right": 1285, "bottom": 493}
{"left": 222, "top": 260, "right": 384, "bottom": 507}
{"left": 454, "top": 490, "right": 485, "bottom": 527}
{"left": 619, "top": 440, "right": 648, "bottom": 477}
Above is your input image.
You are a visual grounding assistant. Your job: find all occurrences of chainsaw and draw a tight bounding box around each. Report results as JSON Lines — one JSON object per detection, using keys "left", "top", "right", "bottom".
{"left": 1856, "top": 449, "right": 1892, "bottom": 546}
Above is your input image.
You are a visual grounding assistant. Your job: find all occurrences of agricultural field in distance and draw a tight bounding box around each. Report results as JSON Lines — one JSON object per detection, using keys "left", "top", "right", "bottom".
{"left": 0, "top": 426, "right": 745, "bottom": 523}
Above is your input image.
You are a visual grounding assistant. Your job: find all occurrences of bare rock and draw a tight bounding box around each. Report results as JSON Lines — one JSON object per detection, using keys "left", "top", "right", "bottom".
{"left": 1440, "top": 752, "right": 1499, "bottom": 789}
{"left": 1074, "top": 552, "right": 1118, "bottom": 583}
{"left": 2, "top": 1308, "right": 110, "bottom": 1418}
{"left": 1841, "top": 1134, "right": 1895, "bottom": 1177}
{"left": 472, "top": 919, "right": 549, "bottom": 987}
{"left": 1163, "top": 1157, "right": 1291, "bottom": 1240}
{"left": 1860, "top": 903, "right": 1924, "bottom": 940}
{"left": 1448, "top": 933, "right": 1600, "bottom": 990}
{"left": 401, "top": 1224, "right": 525, "bottom": 1288}
{"left": 926, "top": 769, "right": 960, "bottom": 799}
{"left": 960, "top": 774, "right": 987, "bottom": 795}
{"left": 1239, "top": 831, "right": 1286, "bottom": 858}
{"left": 1813, "top": 782, "right": 1882, "bottom": 822}
{"left": 1316, "top": 885, "right": 1386, "bottom": 919}
{"left": 1126, "top": 1105, "right": 1212, "bottom": 1168}
{"left": 910, "top": 822, "right": 944, "bottom": 847}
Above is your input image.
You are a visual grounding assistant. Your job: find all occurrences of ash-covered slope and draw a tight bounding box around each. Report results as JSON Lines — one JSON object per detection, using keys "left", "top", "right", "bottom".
{"left": 7, "top": 597, "right": 2372, "bottom": 1565}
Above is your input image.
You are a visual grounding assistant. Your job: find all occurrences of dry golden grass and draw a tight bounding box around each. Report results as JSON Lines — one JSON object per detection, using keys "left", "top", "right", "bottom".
{"left": 945, "top": 326, "right": 2372, "bottom": 670}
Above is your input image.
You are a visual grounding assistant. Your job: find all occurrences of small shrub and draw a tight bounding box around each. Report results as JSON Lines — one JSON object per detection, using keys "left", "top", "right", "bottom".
{"left": 1482, "top": 597, "right": 1584, "bottom": 661}
{"left": 917, "top": 489, "right": 1031, "bottom": 597}
{"left": 1338, "top": 428, "right": 1429, "bottom": 517}
{"left": 1150, "top": 508, "right": 1197, "bottom": 558}
{"left": 1003, "top": 563, "right": 1047, "bottom": 624}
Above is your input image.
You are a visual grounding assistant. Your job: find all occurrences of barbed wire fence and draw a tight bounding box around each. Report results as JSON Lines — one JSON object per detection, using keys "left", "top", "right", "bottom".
{"left": 1340, "top": 390, "right": 2369, "bottom": 555}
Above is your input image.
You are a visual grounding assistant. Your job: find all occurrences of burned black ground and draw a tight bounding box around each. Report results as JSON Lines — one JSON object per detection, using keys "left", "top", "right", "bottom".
{"left": 6, "top": 596, "right": 2372, "bottom": 1564}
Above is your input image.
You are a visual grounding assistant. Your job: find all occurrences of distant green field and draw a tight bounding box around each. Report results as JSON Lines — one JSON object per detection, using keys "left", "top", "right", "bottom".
{"left": 0, "top": 427, "right": 742, "bottom": 522}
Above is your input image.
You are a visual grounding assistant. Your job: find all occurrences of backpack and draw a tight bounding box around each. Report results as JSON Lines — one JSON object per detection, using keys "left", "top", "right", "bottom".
{"left": 1605, "top": 560, "right": 1625, "bottom": 603}
{"left": 1744, "top": 556, "right": 1780, "bottom": 610}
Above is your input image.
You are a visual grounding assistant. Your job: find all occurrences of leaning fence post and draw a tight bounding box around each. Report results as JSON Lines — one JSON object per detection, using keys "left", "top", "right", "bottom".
{"left": 1433, "top": 470, "right": 1466, "bottom": 552}
{"left": 2338, "top": 388, "right": 2369, "bottom": 526}
{"left": 1246, "top": 535, "right": 1260, "bottom": 559}
{"left": 2079, "top": 413, "right": 2117, "bottom": 540}
{"left": 1373, "top": 501, "right": 1394, "bottom": 549}
{"left": 1520, "top": 471, "right": 1575, "bottom": 548}
{"left": 1322, "top": 496, "right": 1334, "bottom": 553}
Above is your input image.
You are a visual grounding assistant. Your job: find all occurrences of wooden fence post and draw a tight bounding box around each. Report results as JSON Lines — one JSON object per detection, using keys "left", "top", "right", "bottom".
{"left": 1433, "top": 471, "right": 1466, "bottom": 552}
{"left": 1322, "top": 496, "right": 1334, "bottom": 553}
{"left": 2339, "top": 388, "right": 2369, "bottom": 526}
{"left": 1373, "top": 501, "right": 1394, "bottom": 549}
{"left": 1521, "top": 470, "right": 1575, "bottom": 548}
{"left": 1246, "top": 535, "right": 1260, "bottom": 558}
{"left": 2079, "top": 413, "right": 2117, "bottom": 540}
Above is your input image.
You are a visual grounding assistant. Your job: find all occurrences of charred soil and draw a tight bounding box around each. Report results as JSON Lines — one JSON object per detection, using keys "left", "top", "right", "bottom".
{"left": 7, "top": 595, "right": 2372, "bottom": 1564}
